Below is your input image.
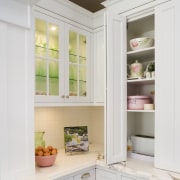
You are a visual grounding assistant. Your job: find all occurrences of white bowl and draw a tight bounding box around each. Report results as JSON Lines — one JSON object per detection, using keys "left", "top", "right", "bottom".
{"left": 129, "top": 37, "right": 154, "bottom": 51}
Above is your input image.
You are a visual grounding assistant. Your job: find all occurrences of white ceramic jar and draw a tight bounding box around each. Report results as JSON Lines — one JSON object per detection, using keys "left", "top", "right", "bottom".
{"left": 129, "top": 60, "right": 144, "bottom": 78}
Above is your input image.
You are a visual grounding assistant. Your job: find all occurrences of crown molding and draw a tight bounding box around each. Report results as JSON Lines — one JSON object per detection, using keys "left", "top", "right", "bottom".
{"left": 15, "top": 0, "right": 41, "bottom": 6}
{"left": 102, "top": 0, "right": 122, "bottom": 7}
{"left": 55, "top": 0, "right": 94, "bottom": 16}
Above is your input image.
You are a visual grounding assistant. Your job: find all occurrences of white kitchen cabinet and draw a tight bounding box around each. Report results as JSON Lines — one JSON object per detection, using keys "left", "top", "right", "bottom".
{"left": 0, "top": 0, "right": 34, "bottom": 179}
{"left": 96, "top": 168, "right": 119, "bottom": 180}
{"left": 34, "top": 9, "right": 92, "bottom": 104}
{"left": 58, "top": 177, "right": 73, "bottom": 180}
{"left": 74, "top": 169, "right": 95, "bottom": 180}
{"left": 54, "top": 168, "right": 95, "bottom": 180}
{"left": 122, "top": 177, "right": 135, "bottom": 180}
{"left": 104, "top": 0, "right": 180, "bottom": 173}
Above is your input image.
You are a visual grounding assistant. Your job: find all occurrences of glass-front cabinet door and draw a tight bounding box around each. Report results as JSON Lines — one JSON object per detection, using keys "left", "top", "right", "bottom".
{"left": 66, "top": 25, "right": 90, "bottom": 102}
{"left": 34, "top": 12, "right": 91, "bottom": 104}
{"left": 34, "top": 13, "right": 65, "bottom": 103}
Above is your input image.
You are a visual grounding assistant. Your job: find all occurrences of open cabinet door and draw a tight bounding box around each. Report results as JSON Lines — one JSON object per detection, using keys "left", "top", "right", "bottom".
{"left": 105, "top": 11, "right": 127, "bottom": 165}
{"left": 155, "top": 0, "right": 180, "bottom": 173}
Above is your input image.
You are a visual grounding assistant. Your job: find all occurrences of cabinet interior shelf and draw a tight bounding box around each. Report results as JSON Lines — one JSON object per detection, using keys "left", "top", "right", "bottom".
{"left": 36, "top": 75, "right": 59, "bottom": 78}
{"left": 69, "top": 79, "right": 86, "bottom": 83}
{"left": 69, "top": 53, "right": 86, "bottom": 59}
{"left": 127, "top": 78, "right": 155, "bottom": 84}
{"left": 127, "top": 46, "right": 155, "bottom": 61}
{"left": 35, "top": 45, "right": 59, "bottom": 52}
{"left": 127, "top": 110, "right": 155, "bottom": 112}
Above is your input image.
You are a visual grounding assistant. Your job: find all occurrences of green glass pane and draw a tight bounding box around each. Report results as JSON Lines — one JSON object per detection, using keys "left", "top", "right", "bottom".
{"left": 79, "top": 66, "right": 86, "bottom": 81}
{"left": 48, "top": 23, "right": 59, "bottom": 59}
{"left": 35, "top": 59, "right": 47, "bottom": 95}
{"left": 35, "top": 76, "right": 47, "bottom": 95}
{"left": 35, "top": 59, "right": 47, "bottom": 76}
{"left": 69, "top": 64, "right": 77, "bottom": 96}
{"left": 35, "top": 46, "right": 46, "bottom": 57}
{"left": 49, "top": 77, "right": 59, "bottom": 96}
{"left": 79, "top": 34, "right": 86, "bottom": 64}
{"left": 79, "top": 66, "right": 86, "bottom": 96}
{"left": 69, "top": 64, "right": 77, "bottom": 80}
{"left": 69, "top": 79, "right": 77, "bottom": 96}
{"left": 79, "top": 81, "right": 86, "bottom": 96}
{"left": 35, "top": 19, "right": 47, "bottom": 56}
{"left": 49, "top": 61, "right": 59, "bottom": 96}
{"left": 69, "top": 31, "right": 78, "bottom": 63}
{"left": 49, "top": 61, "right": 59, "bottom": 78}
{"left": 69, "top": 54, "right": 77, "bottom": 63}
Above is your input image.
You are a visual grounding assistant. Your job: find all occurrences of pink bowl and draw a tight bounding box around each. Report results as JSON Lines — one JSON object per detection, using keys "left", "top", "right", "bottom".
{"left": 35, "top": 154, "right": 57, "bottom": 167}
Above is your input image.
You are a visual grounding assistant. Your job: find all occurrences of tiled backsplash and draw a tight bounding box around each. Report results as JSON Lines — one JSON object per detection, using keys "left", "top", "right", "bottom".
{"left": 35, "top": 106, "right": 104, "bottom": 149}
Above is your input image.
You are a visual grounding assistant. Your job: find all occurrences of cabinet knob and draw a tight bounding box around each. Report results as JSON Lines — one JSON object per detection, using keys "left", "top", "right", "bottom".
{"left": 81, "top": 172, "right": 90, "bottom": 179}
{"left": 61, "top": 95, "right": 65, "bottom": 98}
{"left": 66, "top": 95, "right": 69, "bottom": 98}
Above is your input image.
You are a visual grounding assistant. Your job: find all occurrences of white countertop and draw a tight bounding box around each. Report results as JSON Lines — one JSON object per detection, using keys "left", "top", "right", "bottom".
{"left": 26, "top": 145, "right": 180, "bottom": 180}
{"left": 26, "top": 144, "right": 102, "bottom": 180}
{"left": 111, "top": 159, "right": 180, "bottom": 180}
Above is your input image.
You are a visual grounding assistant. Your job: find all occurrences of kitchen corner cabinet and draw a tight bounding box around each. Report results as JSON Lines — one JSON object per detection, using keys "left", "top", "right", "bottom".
{"left": 34, "top": 11, "right": 91, "bottom": 104}
{"left": 105, "top": 0, "right": 180, "bottom": 173}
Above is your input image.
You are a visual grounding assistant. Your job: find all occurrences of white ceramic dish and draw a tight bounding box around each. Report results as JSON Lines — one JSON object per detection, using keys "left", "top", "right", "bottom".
{"left": 129, "top": 37, "right": 154, "bottom": 51}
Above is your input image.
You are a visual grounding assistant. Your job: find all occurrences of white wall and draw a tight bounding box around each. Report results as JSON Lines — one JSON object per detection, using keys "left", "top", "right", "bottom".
{"left": 35, "top": 107, "right": 104, "bottom": 149}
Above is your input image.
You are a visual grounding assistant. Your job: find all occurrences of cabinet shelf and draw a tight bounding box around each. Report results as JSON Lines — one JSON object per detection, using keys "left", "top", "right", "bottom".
{"left": 69, "top": 79, "right": 86, "bottom": 83}
{"left": 69, "top": 53, "right": 86, "bottom": 59}
{"left": 127, "top": 78, "right": 155, "bottom": 85}
{"left": 127, "top": 47, "right": 155, "bottom": 62}
{"left": 35, "top": 45, "right": 59, "bottom": 52}
{"left": 127, "top": 110, "right": 155, "bottom": 112}
{"left": 36, "top": 75, "right": 59, "bottom": 79}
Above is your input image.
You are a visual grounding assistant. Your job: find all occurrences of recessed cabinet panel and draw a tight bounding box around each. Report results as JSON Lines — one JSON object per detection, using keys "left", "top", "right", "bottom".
{"left": 106, "top": 11, "right": 127, "bottom": 164}
{"left": 122, "top": 177, "right": 135, "bottom": 180}
{"left": 96, "top": 168, "right": 118, "bottom": 180}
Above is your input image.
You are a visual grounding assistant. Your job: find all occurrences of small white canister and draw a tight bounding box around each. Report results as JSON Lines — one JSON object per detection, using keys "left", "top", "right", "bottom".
{"left": 144, "top": 104, "right": 154, "bottom": 110}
